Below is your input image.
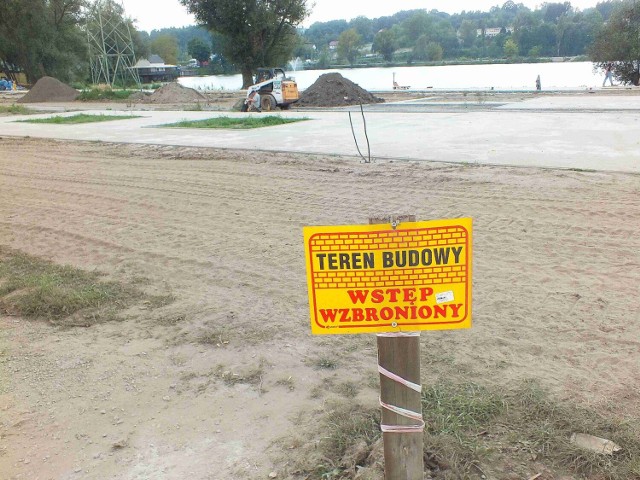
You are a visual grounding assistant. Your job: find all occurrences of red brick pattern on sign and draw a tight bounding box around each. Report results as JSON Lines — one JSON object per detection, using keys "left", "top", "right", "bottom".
{"left": 309, "top": 226, "right": 467, "bottom": 289}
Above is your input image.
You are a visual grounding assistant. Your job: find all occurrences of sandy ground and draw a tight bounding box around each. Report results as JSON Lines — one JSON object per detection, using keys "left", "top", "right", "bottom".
{"left": 1, "top": 134, "right": 640, "bottom": 480}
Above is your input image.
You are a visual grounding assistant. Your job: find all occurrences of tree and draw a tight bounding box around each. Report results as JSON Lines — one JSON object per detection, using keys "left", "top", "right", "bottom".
{"left": 425, "top": 42, "right": 444, "bottom": 61}
{"left": 413, "top": 34, "right": 430, "bottom": 60}
{"left": 187, "top": 38, "right": 211, "bottom": 63}
{"left": 316, "top": 47, "right": 331, "bottom": 69}
{"left": 402, "top": 11, "right": 432, "bottom": 46}
{"left": 502, "top": 0, "right": 518, "bottom": 12}
{"left": 372, "top": 29, "right": 397, "bottom": 62}
{"left": 554, "top": 13, "right": 571, "bottom": 55}
{"left": 543, "top": 2, "right": 573, "bottom": 23}
{"left": 430, "top": 18, "right": 458, "bottom": 56}
{"left": 528, "top": 45, "right": 542, "bottom": 57}
{"left": 133, "top": 30, "right": 151, "bottom": 61}
{"left": 0, "top": 0, "right": 87, "bottom": 84}
{"left": 504, "top": 38, "right": 519, "bottom": 57}
{"left": 595, "top": 0, "right": 624, "bottom": 21}
{"left": 561, "top": 11, "right": 603, "bottom": 56}
{"left": 180, "top": 0, "right": 310, "bottom": 88}
{"left": 590, "top": 0, "right": 640, "bottom": 85}
{"left": 337, "top": 29, "right": 362, "bottom": 64}
{"left": 304, "top": 19, "right": 348, "bottom": 49}
{"left": 413, "top": 36, "right": 443, "bottom": 61}
{"left": 349, "top": 16, "right": 374, "bottom": 43}
{"left": 459, "top": 19, "right": 477, "bottom": 47}
{"left": 146, "top": 26, "right": 214, "bottom": 61}
{"left": 150, "top": 34, "right": 179, "bottom": 65}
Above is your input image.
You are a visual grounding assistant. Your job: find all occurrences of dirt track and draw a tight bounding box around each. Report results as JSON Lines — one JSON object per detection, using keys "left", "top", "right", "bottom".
{"left": 1, "top": 137, "right": 640, "bottom": 479}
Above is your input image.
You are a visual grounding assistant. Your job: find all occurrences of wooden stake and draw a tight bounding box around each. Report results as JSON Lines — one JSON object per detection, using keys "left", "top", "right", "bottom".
{"left": 370, "top": 215, "right": 424, "bottom": 480}
{"left": 378, "top": 335, "right": 423, "bottom": 479}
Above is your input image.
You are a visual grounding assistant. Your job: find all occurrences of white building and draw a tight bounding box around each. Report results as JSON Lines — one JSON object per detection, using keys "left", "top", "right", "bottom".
{"left": 476, "top": 27, "right": 514, "bottom": 37}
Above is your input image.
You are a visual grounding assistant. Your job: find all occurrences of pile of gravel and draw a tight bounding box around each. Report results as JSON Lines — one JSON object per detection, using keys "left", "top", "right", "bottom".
{"left": 296, "top": 73, "right": 383, "bottom": 107}
{"left": 17, "top": 77, "right": 79, "bottom": 103}
{"left": 144, "top": 82, "right": 206, "bottom": 104}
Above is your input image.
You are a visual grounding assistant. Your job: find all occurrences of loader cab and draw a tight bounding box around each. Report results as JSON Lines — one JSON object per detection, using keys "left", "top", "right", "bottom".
{"left": 254, "top": 68, "right": 287, "bottom": 85}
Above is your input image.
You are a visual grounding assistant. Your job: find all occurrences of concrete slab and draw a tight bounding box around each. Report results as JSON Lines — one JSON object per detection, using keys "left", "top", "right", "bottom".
{"left": 499, "top": 93, "right": 640, "bottom": 111}
{"left": 1, "top": 100, "right": 639, "bottom": 173}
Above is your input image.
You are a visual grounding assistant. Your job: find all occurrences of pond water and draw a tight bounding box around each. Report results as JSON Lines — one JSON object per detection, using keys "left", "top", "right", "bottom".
{"left": 178, "top": 61, "right": 604, "bottom": 92}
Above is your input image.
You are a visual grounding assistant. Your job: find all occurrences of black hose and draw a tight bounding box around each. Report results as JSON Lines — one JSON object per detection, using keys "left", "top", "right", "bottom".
{"left": 348, "top": 111, "right": 368, "bottom": 163}
{"left": 348, "top": 102, "right": 371, "bottom": 163}
{"left": 360, "top": 102, "right": 371, "bottom": 163}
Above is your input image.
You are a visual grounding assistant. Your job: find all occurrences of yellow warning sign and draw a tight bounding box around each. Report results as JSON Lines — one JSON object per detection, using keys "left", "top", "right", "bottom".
{"left": 303, "top": 219, "right": 472, "bottom": 335}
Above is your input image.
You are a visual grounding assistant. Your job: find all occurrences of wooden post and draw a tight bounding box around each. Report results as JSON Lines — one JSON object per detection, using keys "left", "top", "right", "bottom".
{"left": 378, "top": 335, "right": 423, "bottom": 479}
{"left": 370, "top": 215, "right": 424, "bottom": 480}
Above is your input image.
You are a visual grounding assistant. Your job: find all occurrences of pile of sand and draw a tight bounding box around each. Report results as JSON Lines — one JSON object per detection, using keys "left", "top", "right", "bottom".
{"left": 127, "top": 91, "right": 151, "bottom": 102}
{"left": 296, "top": 73, "right": 383, "bottom": 107}
{"left": 144, "top": 82, "right": 206, "bottom": 104}
{"left": 17, "top": 77, "right": 79, "bottom": 103}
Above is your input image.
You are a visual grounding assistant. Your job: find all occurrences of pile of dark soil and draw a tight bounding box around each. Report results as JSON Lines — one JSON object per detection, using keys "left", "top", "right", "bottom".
{"left": 145, "top": 82, "right": 206, "bottom": 104}
{"left": 296, "top": 73, "right": 383, "bottom": 107}
{"left": 17, "top": 77, "right": 79, "bottom": 103}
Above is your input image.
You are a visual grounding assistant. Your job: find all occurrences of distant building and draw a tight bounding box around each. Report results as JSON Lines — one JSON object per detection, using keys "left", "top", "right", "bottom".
{"left": 477, "top": 27, "right": 514, "bottom": 37}
{"left": 131, "top": 55, "right": 179, "bottom": 83}
{"left": 329, "top": 41, "right": 338, "bottom": 50}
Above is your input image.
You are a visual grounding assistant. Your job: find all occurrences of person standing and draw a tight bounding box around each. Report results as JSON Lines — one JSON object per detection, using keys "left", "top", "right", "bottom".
{"left": 603, "top": 63, "right": 614, "bottom": 87}
{"left": 535, "top": 75, "right": 541, "bottom": 91}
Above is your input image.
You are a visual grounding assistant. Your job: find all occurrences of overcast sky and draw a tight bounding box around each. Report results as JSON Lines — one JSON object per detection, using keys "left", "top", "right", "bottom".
{"left": 120, "top": 0, "right": 602, "bottom": 33}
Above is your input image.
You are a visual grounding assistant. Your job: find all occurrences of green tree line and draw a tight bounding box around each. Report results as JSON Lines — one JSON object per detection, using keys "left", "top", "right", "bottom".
{"left": 301, "top": 1, "right": 624, "bottom": 65}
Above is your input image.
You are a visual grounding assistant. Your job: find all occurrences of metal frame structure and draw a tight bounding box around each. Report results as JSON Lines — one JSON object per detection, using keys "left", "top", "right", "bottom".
{"left": 86, "top": 0, "right": 141, "bottom": 88}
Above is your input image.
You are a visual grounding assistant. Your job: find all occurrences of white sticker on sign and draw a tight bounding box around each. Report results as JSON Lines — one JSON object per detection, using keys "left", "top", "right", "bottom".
{"left": 436, "top": 291, "right": 455, "bottom": 304}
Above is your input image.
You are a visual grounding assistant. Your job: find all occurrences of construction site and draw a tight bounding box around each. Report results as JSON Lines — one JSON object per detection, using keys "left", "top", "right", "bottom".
{"left": 2, "top": 0, "right": 640, "bottom": 478}
{"left": 2, "top": 74, "right": 640, "bottom": 479}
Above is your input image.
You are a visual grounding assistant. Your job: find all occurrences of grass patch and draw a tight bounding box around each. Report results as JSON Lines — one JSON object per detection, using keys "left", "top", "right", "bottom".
{"left": 322, "top": 404, "right": 380, "bottom": 458}
{"left": 160, "top": 115, "right": 307, "bottom": 129}
{"left": 219, "top": 365, "right": 264, "bottom": 387}
{"left": 499, "top": 381, "right": 640, "bottom": 479}
{"left": 211, "top": 361, "right": 268, "bottom": 392}
{"left": 294, "top": 380, "right": 640, "bottom": 479}
{"left": 422, "top": 381, "right": 640, "bottom": 478}
{"left": 275, "top": 376, "right": 296, "bottom": 391}
{"left": 0, "top": 247, "right": 170, "bottom": 326}
{"left": 18, "top": 113, "right": 141, "bottom": 124}
{"left": 77, "top": 88, "right": 134, "bottom": 101}
{"left": 197, "top": 327, "right": 230, "bottom": 346}
{"left": 422, "top": 382, "right": 505, "bottom": 435}
{"left": 309, "top": 356, "right": 339, "bottom": 370}
{"left": 0, "top": 104, "right": 31, "bottom": 115}
{"left": 305, "top": 403, "right": 381, "bottom": 479}
{"left": 334, "top": 381, "right": 359, "bottom": 398}
{"left": 143, "top": 294, "right": 175, "bottom": 309}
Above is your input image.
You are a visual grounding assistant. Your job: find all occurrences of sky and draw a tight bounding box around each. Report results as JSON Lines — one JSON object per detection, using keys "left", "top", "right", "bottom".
{"left": 120, "top": 0, "right": 602, "bottom": 33}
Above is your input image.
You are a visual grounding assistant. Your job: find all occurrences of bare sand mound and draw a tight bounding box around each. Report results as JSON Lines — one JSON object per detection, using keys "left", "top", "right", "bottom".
{"left": 128, "top": 91, "right": 151, "bottom": 102}
{"left": 17, "top": 77, "right": 79, "bottom": 103}
{"left": 297, "top": 72, "right": 383, "bottom": 107}
{"left": 145, "top": 82, "right": 206, "bottom": 104}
